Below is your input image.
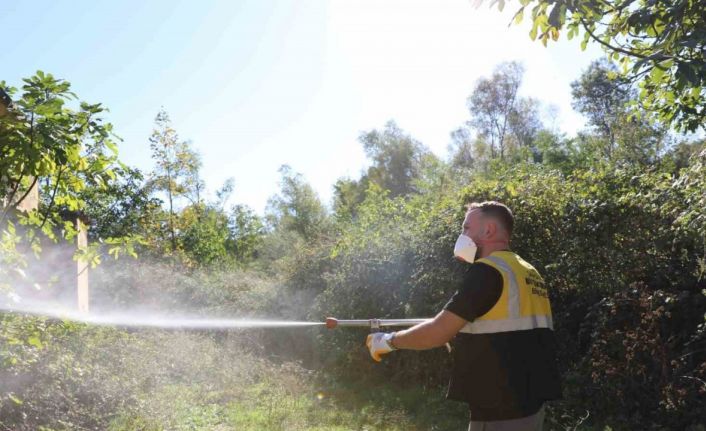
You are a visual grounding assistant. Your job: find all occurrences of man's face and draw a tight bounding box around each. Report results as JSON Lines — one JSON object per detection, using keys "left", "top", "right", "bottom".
{"left": 461, "top": 209, "right": 485, "bottom": 242}
{"left": 458, "top": 209, "right": 486, "bottom": 262}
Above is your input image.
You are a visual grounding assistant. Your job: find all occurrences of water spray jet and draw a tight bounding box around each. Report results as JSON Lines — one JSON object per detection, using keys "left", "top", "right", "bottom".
{"left": 0, "top": 302, "right": 326, "bottom": 330}
{"left": 1, "top": 299, "right": 431, "bottom": 332}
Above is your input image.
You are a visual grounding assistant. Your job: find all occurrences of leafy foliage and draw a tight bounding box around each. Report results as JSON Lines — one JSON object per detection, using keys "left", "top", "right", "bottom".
{"left": 79, "top": 166, "right": 162, "bottom": 242}
{"left": 148, "top": 109, "right": 203, "bottom": 252}
{"left": 1, "top": 72, "right": 118, "bottom": 215}
{"left": 307, "top": 155, "right": 706, "bottom": 429}
{"left": 569, "top": 284, "right": 706, "bottom": 428}
{"left": 505, "top": 0, "right": 706, "bottom": 131}
{"left": 571, "top": 59, "right": 669, "bottom": 164}
{"left": 465, "top": 62, "right": 526, "bottom": 160}
{"left": 359, "top": 121, "right": 434, "bottom": 197}
{"left": 0, "top": 71, "right": 139, "bottom": 288}
{"left": 228, "top": 204, "right": 266, "bottom": 262}
{"left": 265, "top": 165, "right": 329, "bottom": 242}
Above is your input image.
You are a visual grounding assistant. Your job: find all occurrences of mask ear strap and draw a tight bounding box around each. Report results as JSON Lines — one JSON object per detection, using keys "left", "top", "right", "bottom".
{"left": 475, "top": 239, "right": 509, "bottom": 246}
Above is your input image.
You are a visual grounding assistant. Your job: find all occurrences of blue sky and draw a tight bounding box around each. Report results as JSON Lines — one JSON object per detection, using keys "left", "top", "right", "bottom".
{"left": 1, "top": 0, "right": 603, "bottom": 213}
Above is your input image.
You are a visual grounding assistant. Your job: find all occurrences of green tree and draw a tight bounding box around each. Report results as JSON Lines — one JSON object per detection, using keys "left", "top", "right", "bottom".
{"left": 465, "top": 62, "right": 544, "bottom": 161}
{"left": 506, "top": 0, "right": 706, "bottom": 131}
{"left": 228, "top": 204, "right": 265, "bottom": 261}
{"left": 332, "top": 122, "right": 433, "bottom": 219}
{"left": 332, "top": 177, "right": 367, "bottom": 221}
{"left": 214, "top": 177, "right": 235, "bottom": 210}
{"left": 571, "top": 60, "right": 631, "bottom": 158}
{"left": 532, "top": 129, "right": 581, "bottom": 172}
{"left": 508, "top": 97, "right": 542, "bottom": 157}
{"left": 265, "top": 165, "right": 328, "bottom": 241}
{"left": 447, "top": 127, "right": 475, "bottom": 172}
{"left": 1, "top": 72, "right": 118, "bottom": 224}
{"left": 0, "top": 72, "right": 139, "bottom": 399}
{"left": 78, "top": 166, "right": 161, "bottom": 242}
{"left": 466, "top": 62, "right": 523, "bottom": 160}
{"left": 181, "top": 205, "right": 230, "bottom": 266}
{"left": 359, "top": 121, "right": 430, "bottom": 197}
{"left": 571, "top": 60, "right": 669, "bottom": 164}
{"left": 0, "top": 71, "right": 138, "bottom": 270}
{"left": 661, "top": 138, "right": 705, "bottom": 172}
{"left": 148, "top": 109, "right": 202, "bottom": 251}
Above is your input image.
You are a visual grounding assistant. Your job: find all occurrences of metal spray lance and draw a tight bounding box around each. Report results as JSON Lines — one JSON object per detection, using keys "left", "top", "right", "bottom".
{"left": 324, "top": 317, "right": 430, "bottom": 331}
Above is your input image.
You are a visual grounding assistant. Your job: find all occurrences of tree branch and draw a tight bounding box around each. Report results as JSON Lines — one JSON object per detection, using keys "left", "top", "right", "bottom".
{"left": 580, "top": 18, "right": 650, "bottom": 60}
{"left": 0, "top": 174, "right": 24, "bottom": 225}
{"left": 5, "top": 175, "right": 23, "bottom": 203}
{"left": 13, "top": 176, "right": 38, "bottom": 209}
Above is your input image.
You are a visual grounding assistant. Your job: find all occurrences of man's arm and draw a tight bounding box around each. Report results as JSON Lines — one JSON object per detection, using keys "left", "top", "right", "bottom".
{"left": 389, "top": 263, "right": 502, "bottom": 350}
{"left": 366, "top": 263, "right": 502, "bottom": 360}
{"left": 390, "top": 310, "right": 467, "bottom": 350}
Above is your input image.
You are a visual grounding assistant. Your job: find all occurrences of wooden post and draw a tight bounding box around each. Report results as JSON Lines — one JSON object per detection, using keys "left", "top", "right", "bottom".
{"left": 76, "top": 217, "right": 89, "bottom": 313}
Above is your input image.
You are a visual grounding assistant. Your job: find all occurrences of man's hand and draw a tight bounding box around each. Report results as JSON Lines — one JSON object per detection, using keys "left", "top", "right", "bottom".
{"left": 366, "top": 332, "right": 396, "bottom": 362}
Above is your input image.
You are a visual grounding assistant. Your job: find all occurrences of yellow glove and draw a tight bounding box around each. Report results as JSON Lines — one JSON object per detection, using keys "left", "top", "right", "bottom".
{"left": 366, "top": 332, "right": 397, "bottom": 362}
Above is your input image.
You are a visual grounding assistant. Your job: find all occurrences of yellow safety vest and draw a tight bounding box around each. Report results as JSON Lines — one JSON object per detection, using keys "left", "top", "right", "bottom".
{"left": 459, "top": 251, "right": 553, "bottom": 334}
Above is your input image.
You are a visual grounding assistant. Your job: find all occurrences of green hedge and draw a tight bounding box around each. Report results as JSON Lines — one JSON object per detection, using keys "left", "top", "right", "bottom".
{"left": 300, "top": 155, "right": 705, "bottom": 429}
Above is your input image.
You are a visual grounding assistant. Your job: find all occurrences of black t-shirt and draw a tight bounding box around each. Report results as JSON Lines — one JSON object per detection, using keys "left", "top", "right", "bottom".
{"left": 444, "top": 258, "right": 562, "bottom": 419}
{"left": 444, "top": 262, "right": 503, "bottom": 322}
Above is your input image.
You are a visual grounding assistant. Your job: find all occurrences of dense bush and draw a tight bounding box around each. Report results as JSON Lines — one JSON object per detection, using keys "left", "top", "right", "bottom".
{"left": 0, "top": 314, "right": 469, "bottom": 431}
{"left": 0, "top": 316, "right": 262, "bottom": 430}
{"left": 570, "top": 284, "right": 706, "bottom": 428}
{"left": 297, "top": 156, "right": 706, "bottom": 429}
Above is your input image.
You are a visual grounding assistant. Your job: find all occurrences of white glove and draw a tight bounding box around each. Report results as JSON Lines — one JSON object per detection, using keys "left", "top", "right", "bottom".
{"left": 366, "top": 332, "right": 397, "bottom": 362}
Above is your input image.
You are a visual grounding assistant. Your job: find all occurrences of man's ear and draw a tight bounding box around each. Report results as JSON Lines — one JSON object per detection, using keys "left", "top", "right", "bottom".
{"left": 485, "top": 222, "right": 497, "bottom": 238}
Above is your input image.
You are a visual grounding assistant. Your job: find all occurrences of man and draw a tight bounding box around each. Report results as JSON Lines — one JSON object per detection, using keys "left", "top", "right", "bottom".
{"left": 366, "top": 201, "right": 561, "bottom": 430}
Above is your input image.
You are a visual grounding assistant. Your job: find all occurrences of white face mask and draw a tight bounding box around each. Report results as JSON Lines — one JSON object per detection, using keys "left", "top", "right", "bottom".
{"left": 453, "top": 234, "right": 477, "bottom": 263}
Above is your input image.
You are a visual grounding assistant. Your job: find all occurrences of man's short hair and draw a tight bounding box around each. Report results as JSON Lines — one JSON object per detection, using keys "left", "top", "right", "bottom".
{"left": 466, "top": 201, "right": 514, "bottom": 236}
